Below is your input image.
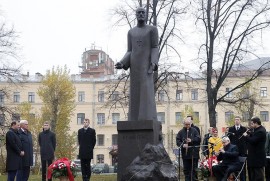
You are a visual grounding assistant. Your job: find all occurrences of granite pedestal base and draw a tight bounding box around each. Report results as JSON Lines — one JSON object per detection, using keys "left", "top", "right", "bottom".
{"left": 117, "top": 120, "right": 161, "bottom": 181}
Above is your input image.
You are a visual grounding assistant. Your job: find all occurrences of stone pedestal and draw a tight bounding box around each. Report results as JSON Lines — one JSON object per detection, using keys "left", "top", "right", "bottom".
{"left": 117, "top": 120, "right": 161, "bottom": 181}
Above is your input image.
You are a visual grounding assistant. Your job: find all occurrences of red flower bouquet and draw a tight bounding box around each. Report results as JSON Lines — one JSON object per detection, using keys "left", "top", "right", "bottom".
{"left": 199, "top": 156, "right": 219, "bottom": 178}
{"left": 47, "top": 158, "right": 79, "bottom": 181}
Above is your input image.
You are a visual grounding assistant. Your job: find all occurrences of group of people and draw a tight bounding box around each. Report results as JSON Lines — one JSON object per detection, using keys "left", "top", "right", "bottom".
{"left": 6, "top": 118, "right": 96, "bottom": 181}
{"left": 177, "top": 116, "right": 270, "bottom": 181}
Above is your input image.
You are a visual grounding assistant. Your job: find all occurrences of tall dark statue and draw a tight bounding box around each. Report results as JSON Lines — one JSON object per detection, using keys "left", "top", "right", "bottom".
{"left": 115, "top": 7, "right": 159, "bottom": 121}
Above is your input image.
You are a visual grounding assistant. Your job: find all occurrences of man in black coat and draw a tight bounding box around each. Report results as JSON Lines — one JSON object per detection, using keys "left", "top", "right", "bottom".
{"left": 212, "top": 136, "right": 241, "bottom": 181}
{"left": 243, "top": 116, "right": 266, "bottom": 181}
{"left": 228, "top": 116, "right": 247, "bottom": 181}
{"left": 38, "top": 121, "right": 56, "bottom": 181}
{"left": 16, "top": 120, "right": 33, "bottom": 181}
{"left": 78, "top": 118, "right": 96, "bottom": 181}
{"left": 202, "top": 127, "right": 212, "bottom": 157}
{"left": 6, "top": 121, "right": 24, "bottom": 181}
{"left": 176, "top": 118, "right": 201, "bottom": 181}
{"left": 265, "top": 131, "right": 270, "bottom": 181}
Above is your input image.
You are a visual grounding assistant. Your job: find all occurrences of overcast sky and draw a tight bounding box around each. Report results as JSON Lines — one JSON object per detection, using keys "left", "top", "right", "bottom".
{"left": 1, "top": 1, "right": 270, "bottom": 76}
{"left": 1, "top": 0, "right": 127, "bottom": 75}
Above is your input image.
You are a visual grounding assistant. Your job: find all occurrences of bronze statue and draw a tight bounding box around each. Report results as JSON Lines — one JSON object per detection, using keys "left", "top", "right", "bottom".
{"left": 115, "top": 7, "right": 159, "bottom": 121}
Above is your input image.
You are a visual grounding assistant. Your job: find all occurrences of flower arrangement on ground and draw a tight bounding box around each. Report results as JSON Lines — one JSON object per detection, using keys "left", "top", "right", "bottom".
{"left": 199, "top": 156, "right": 219, "bottom": 179}
{"left": 47, "top": 157, "right": 79, "bottom": 181}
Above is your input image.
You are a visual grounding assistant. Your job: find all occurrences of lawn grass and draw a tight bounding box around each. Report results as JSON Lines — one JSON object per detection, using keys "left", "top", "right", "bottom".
{"left": 0, "top": 174, "right": 117, "bottom": 181}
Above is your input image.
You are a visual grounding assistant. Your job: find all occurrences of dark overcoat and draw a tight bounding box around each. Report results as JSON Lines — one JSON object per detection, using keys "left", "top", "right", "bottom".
{"left": 217, "top": 143, "right": 240, "bottom": 165}
{"left": 18, "top": 128, "right": 33, "bottom": 167}
{"left": 38, "top": 129, "right": 56, "bottom": 160}
{"left": 78, "top": 127, "right": 96, "bottom": 159}
{"left": 176, "top": 127, "right": 201, "bottom": 159}
{"left": 6, "top": 128, "right": 22, "bottom": 171}
{"left": 246, "top": 125, "right": 266, "bottom": 168}
{"left": 228, "top": 125, "right": 247, "bottom": 156}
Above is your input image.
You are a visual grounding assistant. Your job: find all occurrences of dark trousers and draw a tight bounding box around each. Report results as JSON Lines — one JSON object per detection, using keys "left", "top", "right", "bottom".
{"left": 16, "top": 166, "right": 30, "bottom": 181}
{"left": 42, "top": 159, "right": 53, "bottom": 181}
{"left": 248, "top": 167, "right": 264, "bottom": 181}
{"left": 7, "top": 170, "right": 17, "bottom": 181}
{"left": 182, "top": 158, "right": 198, "bottom": 181}
{"left": 81, "top": 158, "right": 91, "bottom": 181}
{"left": 266, "top": 159, "right": 270, "bottom": 181}
{"left": 213, "top": 163, "right": 241, "bottom": 181}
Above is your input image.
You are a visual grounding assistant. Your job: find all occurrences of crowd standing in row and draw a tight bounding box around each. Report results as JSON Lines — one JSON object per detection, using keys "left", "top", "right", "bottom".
{"left": 177, "top": 116, "right": 270, "bottom": 181}
{"left": 5, "top": 118, "right": 96, "bottom": 181}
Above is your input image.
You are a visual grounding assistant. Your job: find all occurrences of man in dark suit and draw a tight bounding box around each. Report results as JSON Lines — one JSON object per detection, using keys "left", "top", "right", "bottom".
{"left": 243, "top": 116, "right": 266, "bottom": 181}
{"left": 212, "top": 136, "right": 241, "bottom": 181}
{"left": 176, "top": 118, "right": 201, "bottom": 181}
{"left": 16, "top": 119, "right": 33, "bottom": 181}
{"left": 78, "top": 118, "right": 96, "bottom": 181}
{"left": 228, "top": 116, "right": 247, "bottom": 181}
{"left": 265, "top": 131, "right": 270, "bottom": 181}
{"left": 6, "top": 121, "right": 24, "bottom": 181}
{"left": 38, "top": 121, "right": 56, "bottom": 181}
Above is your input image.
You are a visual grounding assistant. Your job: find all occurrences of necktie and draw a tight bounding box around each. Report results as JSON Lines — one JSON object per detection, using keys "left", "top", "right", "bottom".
{"left": 236, "top": 127, "right": 239, "bottom": 131}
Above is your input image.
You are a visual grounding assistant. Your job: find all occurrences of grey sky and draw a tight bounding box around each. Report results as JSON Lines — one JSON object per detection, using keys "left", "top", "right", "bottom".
{"left": 1, "top": 0, "right": 270, "bottom": 75}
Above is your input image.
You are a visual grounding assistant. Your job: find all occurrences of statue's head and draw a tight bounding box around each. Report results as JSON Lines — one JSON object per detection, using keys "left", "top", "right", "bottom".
{"left": 136, "top": 7, "right": 146, "bottom": 23}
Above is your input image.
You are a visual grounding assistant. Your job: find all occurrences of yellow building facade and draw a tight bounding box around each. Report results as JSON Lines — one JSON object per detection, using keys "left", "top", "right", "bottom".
{"left": 1, "top": 73, "right": 270, "bottom": 165}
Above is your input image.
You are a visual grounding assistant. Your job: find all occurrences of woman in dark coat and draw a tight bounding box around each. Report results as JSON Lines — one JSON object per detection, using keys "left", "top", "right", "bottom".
{"left": 6, "top": 121, "right": 23, "bottom": 181}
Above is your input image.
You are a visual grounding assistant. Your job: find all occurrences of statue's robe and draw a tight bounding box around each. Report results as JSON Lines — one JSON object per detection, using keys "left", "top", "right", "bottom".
{"left": 121, "top": 25, "right": 159, "bottom": 121}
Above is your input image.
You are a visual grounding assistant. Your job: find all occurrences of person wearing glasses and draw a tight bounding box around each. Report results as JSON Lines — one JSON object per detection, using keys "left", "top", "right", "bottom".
{"left": 212, "top": 136, "right": 241, "bottom": 181}
{"left": 176, "top": 118, "right": 201, "bottom": 181}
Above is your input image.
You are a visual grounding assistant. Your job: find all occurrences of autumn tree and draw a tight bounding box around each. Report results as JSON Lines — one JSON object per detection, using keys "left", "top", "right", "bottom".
{"left": 37, "top": 66, "right": 77, "bottom": 158}
{"left": 0, "top": 12, "right": 23, "bottom": 120}
{"left": 193, "top": 0, "right": 270, "bottom": 127}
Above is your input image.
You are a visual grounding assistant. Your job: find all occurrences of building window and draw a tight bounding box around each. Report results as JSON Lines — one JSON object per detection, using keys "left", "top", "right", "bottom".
{"left": 226, "top": 88, "right": 233, "bottom": 98}
{"left": 260, "top": 87, "right": 267, "bottom": 97}
{"left": 175, "top": 112, "right": 182, "bottom": 124}
{"left": 157, "top": 112, "right": 165, "bottom": 124}
{"left": 78, "top": 91, "right": 85, "bottom": 102}
{"left": 112, "top": 113, "right": 120, "bottom": 124}
{"left": 111, "top": 91, "right": 119, "bottom": 101}
{"left": 176, "top": 90, "right": 183, "bottom": 100}
{"left": 77, "top": 113, "right": 85, "bottom": 125}
{"left": 242, "top": 112, "right": 250, "bottom": 122}
{"left": 13, "top": 92, "right": 20, "bottom": 103}
{"left": 98, "top": 91, "right": 105, "bottom": 102}
{"left": 260, "top": 111, "right": 269, "bottom": 121}
{"left": 191, "top": 89, "right": 198, "bottom": 100}
{"left": 28, "top": 92, "right": 35, "bottom": 103}
{"left": 112, "top": 134, "right": 118, "bottom": 145}
{"left": 97, "top": 113, "right": 105, "bottom": 125}
{"left": 194, "top": 112, "right": 199, "bottom": 121}
{"left": 242, "top": 89, "right": 250, "bottom": 99}
{"left": 225, "top": 111, "right": 234, "bottom": 122}
{"left": 12, "top": 113, "right": 20, "bottom": 121}
{"left": 0, "top": 91, "right": 4, "bottom": 103}
{"left": 96, "top": 154, "right": 104, "bottom": 163}
{"left": 158, "top": 90, "right": 165, "bottom": 101}
{"left": 0, "top": 114, "right": 5, "bottom": 125}
{"left": 97, "top": 134, "right": 104, "bottom": 146}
